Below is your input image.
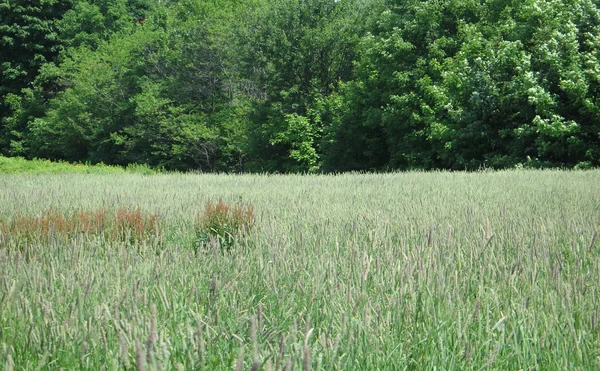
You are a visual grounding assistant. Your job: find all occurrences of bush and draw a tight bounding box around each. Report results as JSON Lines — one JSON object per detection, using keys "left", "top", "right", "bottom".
{"left": 195, "top": 198, "right": 255, "bottom": 251}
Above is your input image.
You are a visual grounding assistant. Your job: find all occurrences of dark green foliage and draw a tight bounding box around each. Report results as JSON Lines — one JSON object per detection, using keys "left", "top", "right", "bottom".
{"left": 0, "top": 0, "right": 72, "bottom": 154}
{"left": 241, "top": 0, "right": 379, "bottom": 172}
{"left": 0, "top": 0, "right": 71, "bottom": 97}
{"left": 1, "top": 0, "right": 599, "bottom": 171}
{"left": 1, "top": 0, "right": 158, "bottom": 157}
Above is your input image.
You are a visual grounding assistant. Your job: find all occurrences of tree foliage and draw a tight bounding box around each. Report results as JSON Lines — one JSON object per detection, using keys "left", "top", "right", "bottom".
{"left": 241, "top": 0, "right": 380, "bottom": 172}
{"left": 335, "top": 0, "right": 600, "bottom": 170}
{"left": 1, "top": 0, "right": 599, "bottom": 171}
{"left": 28, "top": 7, "right": 246, "bottom": 171}
{"left": 0, "top": 0, "right": 72, "bottom": 153}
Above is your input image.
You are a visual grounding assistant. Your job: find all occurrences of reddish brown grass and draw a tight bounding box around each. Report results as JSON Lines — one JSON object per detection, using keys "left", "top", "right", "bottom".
{"left": 115, "top": 208, "right": 160, "bottom": 241}
{"left": 195, "top": 198, "right": 255, "bottom": 248}
{"left": 0, "top": 207, "right": 160, "bottom": 244}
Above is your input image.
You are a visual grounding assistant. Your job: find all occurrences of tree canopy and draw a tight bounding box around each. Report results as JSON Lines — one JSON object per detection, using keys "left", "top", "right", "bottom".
{"left": 1, "top": 0, "right": 598, "bottom": 172}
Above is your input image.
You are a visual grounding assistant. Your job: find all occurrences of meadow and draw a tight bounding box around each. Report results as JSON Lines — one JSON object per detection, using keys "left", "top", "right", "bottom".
{"left": 0, "top": 170, "right": 599, "bottom": 370}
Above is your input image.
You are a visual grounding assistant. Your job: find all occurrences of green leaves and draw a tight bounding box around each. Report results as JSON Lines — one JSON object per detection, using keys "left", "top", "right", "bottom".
{"left": 1, "top": 0, "right": 599, "bottom": 171}
{"left": 334, "top": 0, "right": 600, "bottom": 170}
{"left": 242, "top": 0, "right": 378, "bottom": 172}
{"left": 271, "top": 113, "right": 320, "bottom": 171}
{"left": 0, "top": 0, "right": 72, "bottom": 152}
{"left": 16, "top": 1, "right": 255, "bottom": 171}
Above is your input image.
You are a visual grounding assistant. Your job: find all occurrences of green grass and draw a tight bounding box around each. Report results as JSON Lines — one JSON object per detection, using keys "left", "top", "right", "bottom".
{"left": 0, "top": 155, "right": 157, "bottom": 174}
{"left": 0, "top": 170, "right": 599, "bottom": 370}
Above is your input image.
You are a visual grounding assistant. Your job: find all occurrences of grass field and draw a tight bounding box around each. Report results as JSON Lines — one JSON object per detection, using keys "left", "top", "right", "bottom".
{"left": 1, "top": 170, "right": 599, "bottom": 370}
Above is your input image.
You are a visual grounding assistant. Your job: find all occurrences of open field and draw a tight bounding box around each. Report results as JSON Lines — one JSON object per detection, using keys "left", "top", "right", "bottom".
{"left": 1, "top": 170, "right": 599, "bottom": 370}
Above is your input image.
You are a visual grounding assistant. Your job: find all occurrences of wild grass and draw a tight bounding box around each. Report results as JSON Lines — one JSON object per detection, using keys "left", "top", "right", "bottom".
{"left": 0, "top": 208, "right": 161, "bottom": 247}
{"left": 0, "top": 170, "right": 599, "bottom": 369}
{"left": 0, "top": 155, "right": 158, "bottom": 174}
{"left": 195, "top": 198, "right": 256, "bottom": 251}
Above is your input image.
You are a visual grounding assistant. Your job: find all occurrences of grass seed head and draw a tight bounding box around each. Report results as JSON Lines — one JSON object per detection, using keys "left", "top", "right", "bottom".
{"left": 135, "top": 339, "right": 145, "bottom": 371}
{"left": 235, "top": 346, "right": 244, "bottom": 371}
{"left": 303, "top": 345, "right": 311, "bottom": 371}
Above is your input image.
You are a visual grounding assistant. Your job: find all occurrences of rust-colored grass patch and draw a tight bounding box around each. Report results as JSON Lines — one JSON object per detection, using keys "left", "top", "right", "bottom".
{"left": 115, "top": 208, "right": 160, "bottom": 242}
{"left": 195, "top": 198, "right": 255, "bottom": 250}
{"left": 0, "top": 207, "right": 160, "bottom": 245}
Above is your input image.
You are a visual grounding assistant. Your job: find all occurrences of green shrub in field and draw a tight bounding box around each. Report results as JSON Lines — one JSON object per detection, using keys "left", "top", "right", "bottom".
{"left": 195, "top": 198, "right": 255, "bottom": 251}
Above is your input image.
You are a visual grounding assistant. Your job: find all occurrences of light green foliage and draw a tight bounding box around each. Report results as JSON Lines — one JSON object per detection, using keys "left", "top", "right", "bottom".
{"left": 337, "top": 0, "right": 600, "bottom": 170}
{"left": 0, "top": 170, "right": 599, "bottom": 369}
{"left": 271, "top": 113, "right": 320, "bottom": 171}
{"left": 0, "top": 155, "right": 156, "bottom": 174}
{"left": 57, "top": 0, "right": 155, "bottom": 49}
{"left": 22, "top": 0, "right": 251, "bottom": 171}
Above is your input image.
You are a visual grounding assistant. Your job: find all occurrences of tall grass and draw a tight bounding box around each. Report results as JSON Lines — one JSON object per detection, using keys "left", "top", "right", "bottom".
{"left": 0, "top": 170, "right": 599, "bottom": 369}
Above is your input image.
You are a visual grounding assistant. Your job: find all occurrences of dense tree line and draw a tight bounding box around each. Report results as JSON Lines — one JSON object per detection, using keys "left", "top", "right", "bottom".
{"left": 1, "top": 0, "right": 599, "bottom": 172}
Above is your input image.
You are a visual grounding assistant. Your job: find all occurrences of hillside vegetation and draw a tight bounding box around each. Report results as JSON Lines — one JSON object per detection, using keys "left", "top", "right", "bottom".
{"left": 1, "top": 0, "right": 599, "bottom": 172}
